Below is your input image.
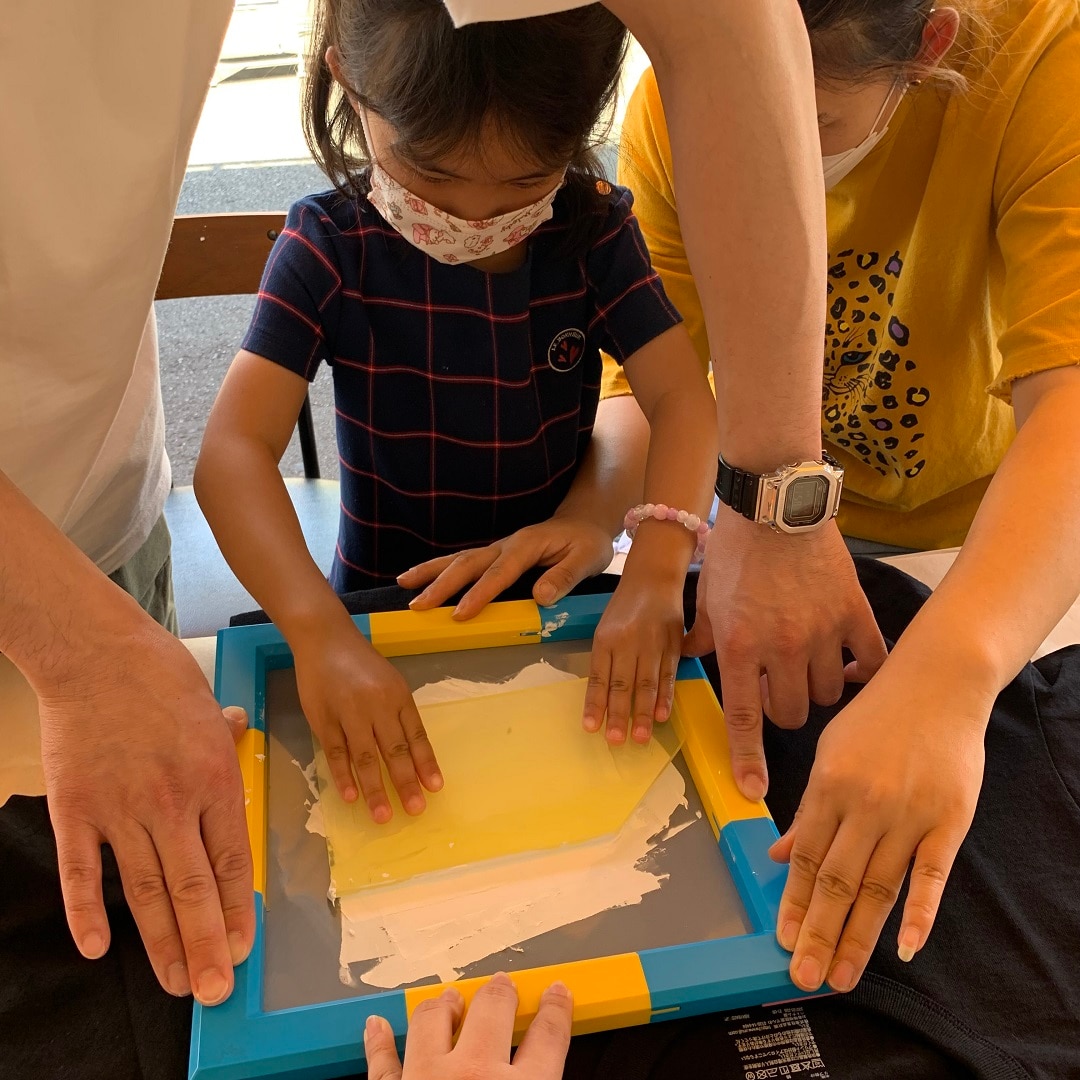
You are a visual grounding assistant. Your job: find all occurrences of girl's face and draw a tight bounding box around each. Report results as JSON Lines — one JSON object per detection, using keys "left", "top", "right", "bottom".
{"left": 812, "top": 6, "right": 960, "bottom": 157}
{"left": 362, "top": 110, "right": 566, "bottom": 223}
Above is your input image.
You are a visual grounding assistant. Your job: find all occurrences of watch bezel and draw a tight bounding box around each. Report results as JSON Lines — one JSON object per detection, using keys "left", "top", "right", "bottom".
{"left": 756, "top": 458, "right": 845, "bottom": 534}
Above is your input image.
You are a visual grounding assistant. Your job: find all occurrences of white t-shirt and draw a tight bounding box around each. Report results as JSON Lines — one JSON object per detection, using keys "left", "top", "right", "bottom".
{"left": 0, "top": 0, "right": 232, "bottom": 574}
{"left": 443, "top": 0, "right": 590, "bottom": 26}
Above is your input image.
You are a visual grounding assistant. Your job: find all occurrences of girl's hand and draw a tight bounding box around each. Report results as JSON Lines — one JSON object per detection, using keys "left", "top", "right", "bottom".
{"left": 771, "top": 661, "right": 989, "bottom": 994}
{"left": 292, "top": 619, "right": 443, "bottom": 822}
{"left": 398, "top": 518, "right": 615, "bottom": 620}
{"left": 582, "top": 572, "right": 685, "bottom": 745}
{"left": 364, "top": 974, "right": 573, "bottom": 1080}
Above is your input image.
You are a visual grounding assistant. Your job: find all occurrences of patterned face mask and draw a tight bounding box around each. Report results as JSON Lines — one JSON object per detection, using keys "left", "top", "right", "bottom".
{"left": 365, "top": 161, "right": 563, "bottom": 265}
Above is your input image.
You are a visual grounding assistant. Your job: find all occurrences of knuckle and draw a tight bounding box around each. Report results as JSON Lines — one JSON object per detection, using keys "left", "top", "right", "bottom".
{"left": 211, "top": 849, "right": 252, "bottom": 886}
{"left": 327, "top": 745, "right": 351, "bottom": 765}
{"left": 169, "top": 871, "right": 219, "bottom": 908}
{"left": 789, "top": 848, "right": 826, "bottom": 880}
{"left": 608, "top": 677, "right": 632, "bottom": 693}
{"left": 126, "top": 870, "right": 170, "bottom": 907}
{"left": 724, "top": 707, "right": 762, "bottom": 736}
{"left": 385, "top": 741, "right": 412, "bottom": 761}
{"left": 353, "top": 749, "right": 379, "bottom": 770}
{"left": 60, "top": 860, "right": 102, "bottom": 893}
{"left": 587, "top": 672, "right": 609, "bottom": 690}
{"left": 405, "top": 724, "right": 431, "bottom": 746}
{"left": 527, "top": 1012, "right": 568, "bottom": 1041}
{"left": 858, "top": 874, "right": 900, "bottom": 906}
{"left": 410, "top": 998, "right": 447, "bottom": 1021}
{"left": 912, "top": 860, "right": 950, "bottom": 888}
{"left": 814, "top": 868, "right": 860, "bottom": 904}
{"left": 801, "top": 923, "right": 839, "bottom": 952}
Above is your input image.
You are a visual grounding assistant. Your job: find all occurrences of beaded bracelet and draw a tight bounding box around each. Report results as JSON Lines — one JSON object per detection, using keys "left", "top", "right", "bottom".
{"left": 623, "top": 503, "right": 711, "bottom": 562}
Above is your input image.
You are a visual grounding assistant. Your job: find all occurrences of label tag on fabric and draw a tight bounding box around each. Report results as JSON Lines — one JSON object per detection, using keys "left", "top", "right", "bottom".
{"left": 723, "top": 1006, "right": 830, "bottom": 1079}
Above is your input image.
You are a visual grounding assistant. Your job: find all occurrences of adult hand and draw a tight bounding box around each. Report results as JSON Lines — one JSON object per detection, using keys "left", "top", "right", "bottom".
{"left": 582, "top": 567, "right": 684, "bottom": 746}
{"left": 292, "top": 617, "right": 443, "bottom": 820}
{"left": 684, "top": 513, "right": 888, "bottom": 799}
{"left": 38, "top": 623, "right": 255, "bottom": 1006}
{"left": 769, "top": 661, "right": 989, "bottom": 992}
{"left": 398, "top": 517, "right": 614, "bottom": 619}
{"left": 365, "top": 973, "right": 573, "bottom": 1080}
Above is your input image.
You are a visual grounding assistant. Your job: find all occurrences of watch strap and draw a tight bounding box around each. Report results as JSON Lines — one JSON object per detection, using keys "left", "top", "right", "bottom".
{"left": 715, "top": 454, "right": 762, "bottom": 520}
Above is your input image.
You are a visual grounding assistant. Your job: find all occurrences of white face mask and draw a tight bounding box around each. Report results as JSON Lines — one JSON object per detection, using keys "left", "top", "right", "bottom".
{"left": 365, "top": 160, "right": 563, "bottom": 265}
{"left": 822, "top": 81, "right": 906, "bottom": 191}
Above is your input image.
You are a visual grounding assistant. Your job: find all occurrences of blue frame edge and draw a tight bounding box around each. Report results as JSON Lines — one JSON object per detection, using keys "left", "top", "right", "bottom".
{"left": 190, "top": 895, "right": 408, "bottom": 1080}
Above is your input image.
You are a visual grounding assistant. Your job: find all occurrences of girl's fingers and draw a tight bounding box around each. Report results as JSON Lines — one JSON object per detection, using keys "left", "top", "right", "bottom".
{"left": 370, "top": 714, "right": 426, "bottom": 817}
{"left": 582, "top": 647, "right": 612, "bottom": 734}
{"left": 399, "top": 700, "right": 444, "bottom": 794}
{"left": 397, "top": 554, "right": 456, "bottom": 589}
{"left": 409, "top": 548, "right": 500, "bottom": 611}
{"left": 604, "top": 656, "right": 637, "bottom": 746}
{"left": 321, "top": 725, "right": 359, "bottom": 804}
{"left": 343, "top": 724, "right": 392, "bottom": 824}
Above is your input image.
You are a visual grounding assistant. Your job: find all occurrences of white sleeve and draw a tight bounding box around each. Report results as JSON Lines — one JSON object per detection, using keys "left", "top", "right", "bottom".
{"left": 443, "top": 0, "right": 592, "bottom": 26}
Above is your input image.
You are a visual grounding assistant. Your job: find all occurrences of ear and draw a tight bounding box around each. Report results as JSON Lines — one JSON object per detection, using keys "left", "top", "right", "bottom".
{"left": 325, "top": 45, "right": 360, "bottom": 113}
{"left": 914, "top": 7, "right": 961, "bottom": 75}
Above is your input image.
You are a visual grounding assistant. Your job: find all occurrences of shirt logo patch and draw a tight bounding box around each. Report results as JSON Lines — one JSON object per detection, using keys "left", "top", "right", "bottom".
{"left": 548, "top": 328, "right": 586, "bottom": 372}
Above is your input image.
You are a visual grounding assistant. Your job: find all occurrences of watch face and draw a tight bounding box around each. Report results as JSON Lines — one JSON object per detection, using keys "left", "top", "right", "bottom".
{"left": 782, "top": 475, "right": 831, "bottom": 528}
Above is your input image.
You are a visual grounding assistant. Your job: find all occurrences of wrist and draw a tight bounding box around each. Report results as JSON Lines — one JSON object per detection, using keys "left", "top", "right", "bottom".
{"left": 279, "top": 595, "right": 359, "bottom": 654}
{"left": 622, "top": 519, "right": 695, "bottom": 585}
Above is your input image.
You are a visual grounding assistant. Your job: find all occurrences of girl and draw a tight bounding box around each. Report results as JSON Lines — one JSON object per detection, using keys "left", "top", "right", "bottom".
{"left": 195, "top": 0, "right": 718, "bottom": 823}
{"left": 597, "top": 0, "right": 1080, "bottom": 998}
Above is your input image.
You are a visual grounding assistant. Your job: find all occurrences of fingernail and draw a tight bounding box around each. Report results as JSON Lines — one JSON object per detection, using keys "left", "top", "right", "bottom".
{"left": 228, "top": 931, "right": 250, "bottom": 966}
{"left": 167, "top": 961, "right": 191, "bottom": 997}
{"left": 741, "top": 774, "right": 766, "bottom": 802}
{"left": 544, "top": 981, "right": 571, "bottom": 1000}
{"left": 633, "top": 724, "right": 650, "bottom": 742}
{"left": 898, "top": 926, "right": 920, "bottom": 963}
{"left": 405, "top": 795, "right": 426, "bottom": 815}
{"left": 582, "top": 715, "right": 601, "bottom": 733}
{"left": 365, "top": 1014, "right": 384, "bottom": 1038}
{"left": 343, "top": 786, "right": 358, "bottom": 802}
{"left": 778, "top": 920, "right": 799, "bottom": 952}
{"left": 607, "top": 728, "right": 626, "bottom": 745}
{"left": 196, "top": 968, "right": 230, "bottom": 1006}
{"left": 81, "top": 931, "right": 106, "bottom": 960}
{"left": 829, "top": 960, "right": 856, "bottom": 993}
{"left": 490, "top": 971, "right": 514, "bottom": 988}
{"left": 795, "top": 956, "right": 822, "bottom": 990}
{"left": 373, "top": 804, "right": 392, "bottom": 825}
{"left": 429, "top": 771, "right": 444, "bottom": 792}
{"left": 441, "top": 987, "right": 464, "bottom": 1006}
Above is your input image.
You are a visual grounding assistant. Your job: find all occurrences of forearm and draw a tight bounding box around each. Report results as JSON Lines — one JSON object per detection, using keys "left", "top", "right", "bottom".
{"left": 556, "top": 396, "right": 650, "bottom": 535}
{"left": 890, "top": 375, "right": 1080, "bottom": 696}
{"left": 609, "top": 0, "right": 826, "bottom": 469}
{"left": 0, "top": 470, "right": 155, "bottom": 696}
{"left": 194, "top": 439, "right": 350, "bottom": 642}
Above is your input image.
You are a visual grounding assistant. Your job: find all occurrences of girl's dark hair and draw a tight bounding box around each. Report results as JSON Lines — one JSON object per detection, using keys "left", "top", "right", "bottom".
{"left": 799, "top": 0, "right": 993, "bottom": 87}
{"left": 303, "top": 0, "right": 628, "bottom": 250}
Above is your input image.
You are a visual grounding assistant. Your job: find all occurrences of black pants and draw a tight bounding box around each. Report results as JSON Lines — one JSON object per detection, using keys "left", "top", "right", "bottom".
{"left": 4, "top": 560, "right": 1078, "bottom": 1079}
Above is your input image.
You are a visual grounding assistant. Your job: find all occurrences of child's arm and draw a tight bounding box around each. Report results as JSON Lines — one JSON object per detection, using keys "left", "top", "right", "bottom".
{"left": 195, "top": 351, "right": 442, "bottom": 819}
{"left": 582, "top": 323, "right": 718, "bottom": 744}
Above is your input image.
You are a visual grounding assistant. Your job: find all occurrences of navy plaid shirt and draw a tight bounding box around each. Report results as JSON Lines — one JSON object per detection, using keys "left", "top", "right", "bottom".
{"left": 243, "top": 185, "right": 681, "bottom": 592}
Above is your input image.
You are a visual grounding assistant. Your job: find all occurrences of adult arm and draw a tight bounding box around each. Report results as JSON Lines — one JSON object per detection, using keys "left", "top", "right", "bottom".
{"left": 775, "top": 22, "right": 1080, "bottom": 991}
{"left": 0, "top": 470, "right": 254, "bottom": 1005}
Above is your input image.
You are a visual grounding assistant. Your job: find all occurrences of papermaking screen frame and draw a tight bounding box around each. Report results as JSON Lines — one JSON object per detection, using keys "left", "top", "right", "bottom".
{"left": 189, "top": 593, "right": 813, "bottom": 1080}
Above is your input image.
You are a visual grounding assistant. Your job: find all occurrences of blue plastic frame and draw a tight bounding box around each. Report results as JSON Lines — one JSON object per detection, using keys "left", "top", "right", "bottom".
{"left": 190, "top": 594, "right": 813, "bottom": 1080}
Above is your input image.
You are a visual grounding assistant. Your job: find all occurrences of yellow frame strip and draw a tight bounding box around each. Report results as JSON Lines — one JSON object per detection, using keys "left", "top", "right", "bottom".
{"left": 236, "top": 727, "right": 268, "bottom": 896}
{"left": 368, "top": 600, "right": 543, "bottom": 657}
{"left": 405, "top": 953, "right": 651, "bottom": 1040}
{"left": 671, "top": 679, "right": 770, "bottom": 837}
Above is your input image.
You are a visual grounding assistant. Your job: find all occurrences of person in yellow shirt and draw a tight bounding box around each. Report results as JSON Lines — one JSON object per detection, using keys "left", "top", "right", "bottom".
{"left": 601, "top": 0, "right": 1080, "bottom": 997}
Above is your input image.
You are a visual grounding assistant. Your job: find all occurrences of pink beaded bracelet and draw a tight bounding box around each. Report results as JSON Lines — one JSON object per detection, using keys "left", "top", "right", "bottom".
{"left": 623, "top": 503, "right": 711, "bottom": 561}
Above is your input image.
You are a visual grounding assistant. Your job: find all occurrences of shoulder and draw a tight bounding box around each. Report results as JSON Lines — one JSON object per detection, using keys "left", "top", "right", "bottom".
{"left": 283, "top": 190, "right": 363, "bottom": 237}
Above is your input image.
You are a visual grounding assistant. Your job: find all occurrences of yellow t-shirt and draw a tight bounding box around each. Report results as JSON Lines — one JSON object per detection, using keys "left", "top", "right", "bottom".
{"left": 605, "top": 0, "right": 1080, "bottom": 549}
